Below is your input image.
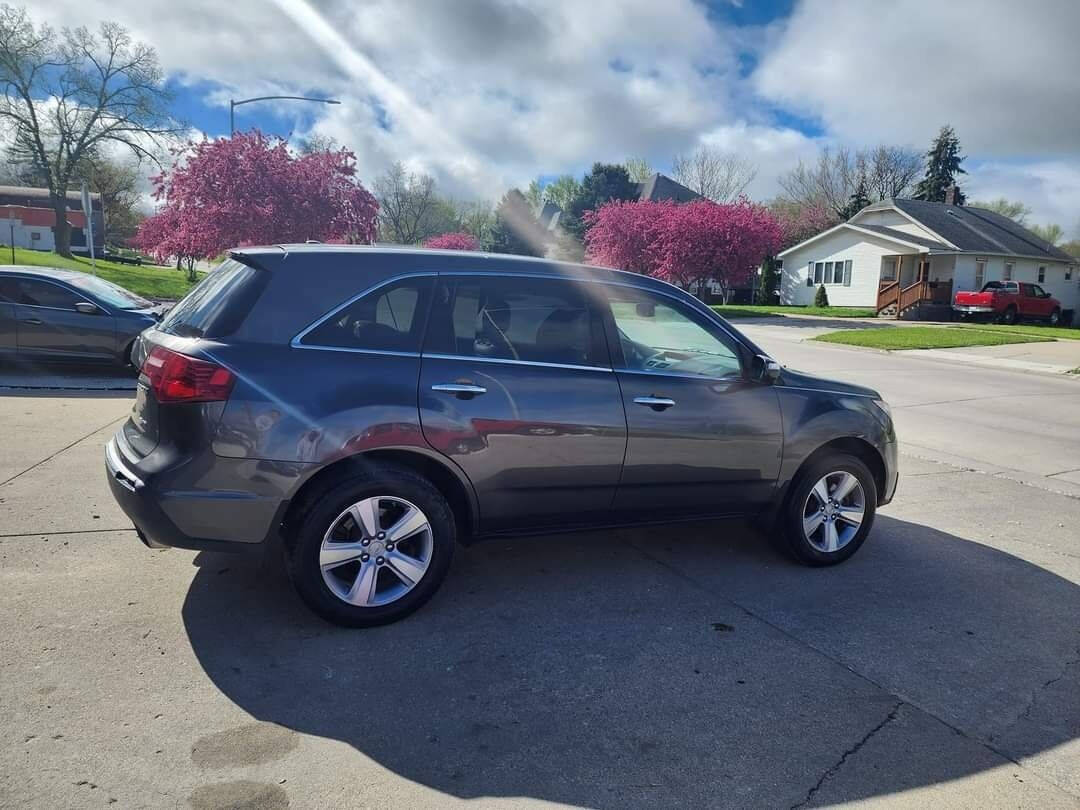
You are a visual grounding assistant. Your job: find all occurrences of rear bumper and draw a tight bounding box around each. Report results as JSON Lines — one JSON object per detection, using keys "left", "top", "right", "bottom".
{"left": 952, "top": 305, "right": 995, "bottom": 314}
{"left": 104, "top": 435, "right": 285, "bottom": 553}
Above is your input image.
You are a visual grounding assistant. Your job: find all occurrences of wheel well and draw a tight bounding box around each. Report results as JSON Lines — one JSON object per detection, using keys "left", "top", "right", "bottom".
{"left": 799, "top": 437, "right": 886, "bottom": 501}
{"left": 280, "top": 449, "right": 475, "bottom": 546}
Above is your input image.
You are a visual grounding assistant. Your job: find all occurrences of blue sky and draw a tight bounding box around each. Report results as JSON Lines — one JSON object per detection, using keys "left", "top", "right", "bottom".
{"left": 27, "top": 0, "right": 1080, "bottom": 234}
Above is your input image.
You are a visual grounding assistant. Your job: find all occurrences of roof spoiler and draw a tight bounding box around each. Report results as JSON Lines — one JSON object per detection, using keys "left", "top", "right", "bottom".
{"left": 227, "top": 250, "right": 277, "bottom": 272}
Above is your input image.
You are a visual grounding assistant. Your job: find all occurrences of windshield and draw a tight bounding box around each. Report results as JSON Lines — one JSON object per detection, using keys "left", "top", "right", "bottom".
{"left": 66, "top": 274, "right": 153, "bottom": 310}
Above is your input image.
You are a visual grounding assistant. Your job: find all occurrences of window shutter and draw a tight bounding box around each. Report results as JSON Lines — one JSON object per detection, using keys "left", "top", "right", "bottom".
{"left": 843, "top": 260, "right": 852, "bottom": 287}
{"left": 807, "top": 262, "right": 813, "bottom": 287}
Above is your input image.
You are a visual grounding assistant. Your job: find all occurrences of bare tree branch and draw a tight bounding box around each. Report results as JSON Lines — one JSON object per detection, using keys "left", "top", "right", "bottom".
{"left": 671, "top": 146, "right": 757, "bottom": 203}
{"left": 0, "top": 5, "right": 178, "bottom": 255}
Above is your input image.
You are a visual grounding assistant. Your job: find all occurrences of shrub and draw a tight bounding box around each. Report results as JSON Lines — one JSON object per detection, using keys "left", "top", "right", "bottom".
{"left": 814, "top": 284, "right": 830, "bottom": 307}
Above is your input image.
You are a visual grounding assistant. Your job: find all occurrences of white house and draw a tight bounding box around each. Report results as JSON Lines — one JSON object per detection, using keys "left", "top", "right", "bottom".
{"left": 778, "top": 198, "right": 1079, "bottom": 317}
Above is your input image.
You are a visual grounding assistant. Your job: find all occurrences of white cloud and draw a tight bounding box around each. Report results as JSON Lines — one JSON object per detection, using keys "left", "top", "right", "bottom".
{"left": 967, "top": 160, "right": 1080, "bottom": 238}
{"left": 754, "top": 0, "right": 1080, "bottom": 156}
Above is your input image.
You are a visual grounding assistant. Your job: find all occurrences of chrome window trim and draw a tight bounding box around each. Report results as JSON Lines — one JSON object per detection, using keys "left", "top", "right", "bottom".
{"left": 291, "top": 266, "right": 748, "bottom": 361}
{"left": 616, "top": 367, "right": 743, "bottom": 384}
{"left": 423, "top": 352, "right": 611, "bottom": 373}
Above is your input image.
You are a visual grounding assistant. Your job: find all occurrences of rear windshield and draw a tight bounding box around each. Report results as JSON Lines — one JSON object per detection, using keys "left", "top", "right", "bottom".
{"left": 66, "top": 274, "right": 153, "bottom": 310}
{"left": 158, "top": 258, "right": 268, "bottom": 338}
{"left": 981, "top": 281, "right": 1018, "bottom": 293}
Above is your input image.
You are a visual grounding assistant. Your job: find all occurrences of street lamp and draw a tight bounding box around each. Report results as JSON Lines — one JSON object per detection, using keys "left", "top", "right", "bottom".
{"left": 230, "top": 96, "right": 341, "bottom": 134}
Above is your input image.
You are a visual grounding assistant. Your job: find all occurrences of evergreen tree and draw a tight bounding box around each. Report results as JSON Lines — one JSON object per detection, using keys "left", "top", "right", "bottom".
{"left": 758, "top": 256, "right": 780, "bottom": 304}
{"left": 814, "top": 284, "right": 829, "bottom": 308}
{"left": 562, "top": 163, "right": 639, "bottom": 239}
{"left": 489, "top": 190, "right": 545, "bottom": 257}
{"left": 839, "top": 172, "right": 872, "bottom": 219}
{"left": 914, "top": 125, "right": 966, "bottom": 204}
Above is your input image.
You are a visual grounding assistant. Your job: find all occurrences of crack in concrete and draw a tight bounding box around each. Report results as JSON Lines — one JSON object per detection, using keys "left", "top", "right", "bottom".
{"left": 998, "top": 651, "right": 1080, "bottom": 736}
{"left": 0, "top": 415, "right": 125, "bottom": 488}
{"left": 0, "top": 528, "right": 134, "bottom": 539}
{"left": 790, "top": 702, "right": 903, "bottom": 809}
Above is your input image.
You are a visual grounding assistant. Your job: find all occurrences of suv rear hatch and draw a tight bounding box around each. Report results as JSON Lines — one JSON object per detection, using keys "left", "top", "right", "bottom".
{"left": 123, "top": 258, "right": 269, "bottom": 458}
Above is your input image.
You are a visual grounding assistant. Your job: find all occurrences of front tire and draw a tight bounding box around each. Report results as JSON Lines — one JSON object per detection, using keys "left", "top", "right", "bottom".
{"left": 780, "top": 454, "right": 877, "bottom": 566}
{"left": 1049, "top": 308, "right": 1061, "bottom": 326}
{"left": 1002, "top": 305, "right": 1018, "bottom": 325}
{"left": 286, "top": 465, "right": 455, "bottom": 627}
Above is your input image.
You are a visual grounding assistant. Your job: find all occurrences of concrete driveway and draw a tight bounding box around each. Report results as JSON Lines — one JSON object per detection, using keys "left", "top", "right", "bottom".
{"left": 1, "top": 345, "right": 1079, "bottom": 808}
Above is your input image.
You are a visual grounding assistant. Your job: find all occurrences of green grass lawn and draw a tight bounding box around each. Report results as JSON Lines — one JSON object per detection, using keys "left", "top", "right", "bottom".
{"left": 950, "top": 322, "right": 1080, "bottom": 341}
{"left": 712, "top": 304, "right": 877, "bottom": 319}
{"left": 3, "top": 247, "right": 204, "bottom": 300}
{"left": 812, "top": 326, "right": 1055, "bottom": 351}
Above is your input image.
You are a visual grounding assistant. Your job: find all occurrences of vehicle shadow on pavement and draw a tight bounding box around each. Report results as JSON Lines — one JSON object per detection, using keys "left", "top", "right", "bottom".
{"left": 181, "top": 517, "right": 1079, "bottom": 808}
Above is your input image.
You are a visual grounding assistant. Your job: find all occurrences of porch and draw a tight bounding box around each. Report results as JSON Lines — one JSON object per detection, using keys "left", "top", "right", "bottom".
{"left": 876, "top": 253, "right": 954, "bottom": 319}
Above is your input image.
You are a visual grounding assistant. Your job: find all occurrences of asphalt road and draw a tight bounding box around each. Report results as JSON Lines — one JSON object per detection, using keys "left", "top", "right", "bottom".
{"left": 738, "top": 318, "right": 1080, "bottom": 495}
{"left": 1, "top": 339, "right": 1078, "bottom": 808}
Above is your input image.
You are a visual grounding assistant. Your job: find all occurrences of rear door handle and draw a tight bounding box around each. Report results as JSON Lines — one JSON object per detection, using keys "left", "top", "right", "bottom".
{"left": 431, "top": 383, "right": 487, "bottom": 397}
{"left": 634, "top": 395, "right": 675, "bottom": 411}
{"left": 22, "top": 318, "right": 43, "bottom": 325}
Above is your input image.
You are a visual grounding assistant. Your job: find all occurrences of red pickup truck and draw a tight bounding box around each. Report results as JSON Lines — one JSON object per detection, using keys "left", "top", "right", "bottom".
{"left": 953, "top": 281, "right": 1063, "bottom": 325}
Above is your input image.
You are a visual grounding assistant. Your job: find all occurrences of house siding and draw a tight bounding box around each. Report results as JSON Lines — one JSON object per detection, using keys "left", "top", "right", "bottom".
{"left": 851, "top": 210, "right": 943, "bottom": 243}
{"left": 780, "top": 229, "right": 914, "bottom": 307}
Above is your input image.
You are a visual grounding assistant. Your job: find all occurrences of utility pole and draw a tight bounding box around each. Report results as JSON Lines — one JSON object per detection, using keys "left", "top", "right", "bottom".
{"left": 230, "top": 96, "right": 341, "bottom": 134}
{"left": 81, "top": 181, "right": 97, "bottom": 274}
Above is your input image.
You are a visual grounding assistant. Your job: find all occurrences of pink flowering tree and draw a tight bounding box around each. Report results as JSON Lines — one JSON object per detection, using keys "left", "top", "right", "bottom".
{"left": 423, "top": 232, "right": 480, "bottom": 251}
{"left": 134, "top": 131, "right": 378, "bottom": 274}
{"left": 584, "top": 198, "right": 783, "bottom": 303}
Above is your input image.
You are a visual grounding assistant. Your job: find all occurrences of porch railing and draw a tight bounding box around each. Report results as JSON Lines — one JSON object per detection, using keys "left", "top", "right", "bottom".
{"left": 877, "top": 279, "right": 953, "bottom": 315}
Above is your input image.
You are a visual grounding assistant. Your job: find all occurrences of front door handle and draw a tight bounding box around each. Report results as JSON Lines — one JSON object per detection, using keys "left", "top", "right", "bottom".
{"left": 634, "top": 395, "right": 675, "bottom": 411}
{"left": 22, "top": 318, "right": 43, "bottom": 325}
{"left": 431, "top": 383, "right": 487, "bottom": 398}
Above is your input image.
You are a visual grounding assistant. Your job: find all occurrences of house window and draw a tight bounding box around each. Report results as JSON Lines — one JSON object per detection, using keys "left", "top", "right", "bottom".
{"left": 1003, "top": 261, "right": 1014, "bottom": 280}
{"left": 30, "top": 231, "right": 40, "bottom": 241}
{"left": 813, "top": 262, "right": 824, "bottom": 284}
{"left": 881, "top": 257, "right": 897, "bottom": 281}
{"left": 975, "top": 259, "right": 986, "bottom": 288}
{"left": 1038, "top": 266, "right": 1046, "bottom": 283}
{"left": 1066, "top": 266, "right": 1073, "bottom": 280}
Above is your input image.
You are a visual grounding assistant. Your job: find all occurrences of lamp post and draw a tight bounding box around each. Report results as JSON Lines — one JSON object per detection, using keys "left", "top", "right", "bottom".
{"left": 230, "top": 96, "right": 341, "bottom": 134}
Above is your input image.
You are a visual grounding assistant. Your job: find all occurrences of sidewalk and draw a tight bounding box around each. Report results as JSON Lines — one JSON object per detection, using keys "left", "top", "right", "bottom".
{"left": 895, "top": 340, "right": 1080, "bottom": 376}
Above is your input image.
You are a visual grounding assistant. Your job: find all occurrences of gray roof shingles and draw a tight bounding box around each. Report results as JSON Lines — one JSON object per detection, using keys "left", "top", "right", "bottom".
{"left": 889, "top": 198, "right": 1073, "bottom": 262}
{"left": 853, "top": 224, "right": 952, "bottom": 251}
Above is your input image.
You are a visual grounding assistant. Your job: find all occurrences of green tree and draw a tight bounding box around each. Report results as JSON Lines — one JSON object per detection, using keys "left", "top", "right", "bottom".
{"left": 758, "top": 256, "right": 780, "bottom": 304}
{"left": 525, "top": 179, "right": 544, "bottom": 212}
{"left": 1030, "top": 222, "right": 1064, "bottom": 246}
{"left": 563, "top": 162, "right": 638, "bottom": 240}
{"left": 542, "top": 174, "right": 581, "bottom": 211}
{"left": 623, "top": 156, "right": 654, "bottom": 183}
{"left": 814, "top": 284, "right": 829, "bottom": 307}
{"left": 1060, "top": 240, "right": 1080, "bottom": 259}
{"left": 914, "top": 125, "right": 966, "bottom": 204}
{"left": 970, "top": 197, "right": 1031, "bottom": 224}
{"left": 489, "top": 189, "right": 545, "bottom": 257}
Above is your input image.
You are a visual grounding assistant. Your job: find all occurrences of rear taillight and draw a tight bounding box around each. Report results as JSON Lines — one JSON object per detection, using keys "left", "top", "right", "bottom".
{"left": 142, "top": 345, "right": 235, "bottom": 403}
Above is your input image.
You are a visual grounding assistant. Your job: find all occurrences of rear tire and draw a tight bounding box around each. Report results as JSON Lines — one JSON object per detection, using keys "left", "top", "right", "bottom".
{"left": 779, "top": 453, "right": 877, "bottom": 566}
{"left": 1002, "top": 305, "right": 1018, "bottom": 325}
{"left": 286, "top": 464, "right": 455, "bottom": 627}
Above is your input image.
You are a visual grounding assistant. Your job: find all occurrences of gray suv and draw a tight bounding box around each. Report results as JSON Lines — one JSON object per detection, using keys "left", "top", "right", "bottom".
{"left": 105, "top": 246, "right": 897, "bottom": 626}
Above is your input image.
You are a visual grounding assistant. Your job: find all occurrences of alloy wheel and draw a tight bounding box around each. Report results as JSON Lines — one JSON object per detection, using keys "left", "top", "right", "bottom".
{"left": 319, "top": 496, "right": 433, "bottom": 607}
{"left": 801, "top": 471, "right": 865, "bottom": 553}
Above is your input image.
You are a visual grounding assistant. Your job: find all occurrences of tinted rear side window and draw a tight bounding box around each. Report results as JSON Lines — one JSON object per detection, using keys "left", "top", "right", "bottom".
{"left": 299, "top": 276, "right": 434, "bottom": 352}
{"left": 424, "top": 276, "right": 605, "bottom": 367}
{"left": 2, "top": 278, "right": 85, "bottom": 308}
{"left": 158, "top": 259, "right": 268, "bottom": 339}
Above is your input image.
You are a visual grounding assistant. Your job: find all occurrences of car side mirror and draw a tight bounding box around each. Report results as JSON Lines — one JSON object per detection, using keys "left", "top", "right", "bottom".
{"left": 754, "top": 354, "right": 781, "bottom": 383}
{"left": 74, "top": 302, "right": 100, "bottom": 315}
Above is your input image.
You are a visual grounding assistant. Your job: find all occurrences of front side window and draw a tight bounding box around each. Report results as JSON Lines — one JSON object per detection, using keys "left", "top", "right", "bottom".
{"left": 605, "top": 287, "right": 742, "bottom": 380}
{"left": 300, "top": 276, "right": 433, "bottom": 352}
{"left": 424, "top": 275, "right": 602, "bottom": 367}
{"left": 6, "top": 278, "right": 84, "bottom": 309}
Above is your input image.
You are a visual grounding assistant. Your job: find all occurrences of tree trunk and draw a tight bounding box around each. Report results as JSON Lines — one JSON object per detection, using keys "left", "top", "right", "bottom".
{"left": 51, "top": 196, "right": 72, "bottom": 257}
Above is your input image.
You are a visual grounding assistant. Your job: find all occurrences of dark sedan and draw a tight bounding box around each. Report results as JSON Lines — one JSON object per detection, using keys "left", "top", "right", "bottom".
{"left": 0, "top": 266, "right": 167, "bottom": 366}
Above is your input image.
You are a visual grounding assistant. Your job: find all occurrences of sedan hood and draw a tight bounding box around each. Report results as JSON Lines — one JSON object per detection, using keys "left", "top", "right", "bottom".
{"left": 777, "top": 367, "right": 880, "bottom": 399}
